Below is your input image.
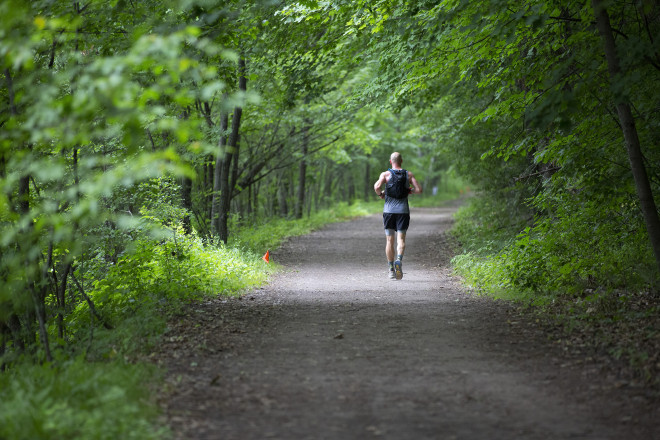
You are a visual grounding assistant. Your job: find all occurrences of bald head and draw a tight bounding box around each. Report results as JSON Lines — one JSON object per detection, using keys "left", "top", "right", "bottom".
{"left": 390, "top": 152, "right": 403, "bottom": 167}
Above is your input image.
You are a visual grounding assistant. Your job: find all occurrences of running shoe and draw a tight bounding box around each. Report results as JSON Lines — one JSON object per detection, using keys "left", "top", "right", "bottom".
{"left": 394, "top": 260, "right": 403, "bottom": 280}
{"left": 388, "top": 268, "right": 396, "bottom": 279}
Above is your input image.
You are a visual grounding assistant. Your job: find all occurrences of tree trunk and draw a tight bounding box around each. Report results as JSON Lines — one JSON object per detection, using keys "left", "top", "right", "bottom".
{"left": 33, "top": 285, "right": 52, "bottom": 362}
{"left": 181, "top": 175, "right": 193, "bottom": 234}
{"left": 231, "top": 133, "right": 240, "bottom": 202}
{"left": 278, "top": 174, "right": 289, "bottom": 217}
{"left": 0, "top": 150, "right": 5, "bottom": 179}
{"left": 0, "top": 324, "right": 6, "bottom": 370}
{"left": 307, "top": 186, "right": 313, "bottom": 217}
{"left": 56, "top": 262, "right": 73, "bottom": 340}
{"left": 18, "top": 175, "right": 29, "bottom": 215}
{"left": 248, "top": 181, "right": 258, "bottom": 220}
{"left": 6, "top": 314, "right": 24, "bottom": 352}
{"left": 346, "top": 166, "right": 355, "bottom": 203}
{"left": 314, "top": 173, "right": 322, "bottom": 210}
{"left": 295, "top": 146, "right": 307, "bottom": 218}
{"left": 218, "top": 57, "right": 247, "bottom": 244}
{"left": 423, "top": 156, "right": 434, "bottom": 195}
{"left": 206, "top": 157, "right": 213, "bottom": 215}
{"left": 364, "top": 157, "right": 371, "bottom": 202}
{"left": 295, "top": 125, "right": 309, "bottom": 219}
{"left": 211, "top": 109, "right": 229, "bottom": 234}
{"left": 323, "top": 164, "right": 333, "bottom": 207}
{"left": 316, "top": 165, "right": 326, "bottom": 209}
{"left": 592, "top": 0, "right": 660, "bottom": 273}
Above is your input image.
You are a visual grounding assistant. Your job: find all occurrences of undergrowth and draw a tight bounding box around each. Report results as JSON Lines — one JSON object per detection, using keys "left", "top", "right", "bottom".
{"left": 451, "top": 196, "right": 657, "bottom": 295}
{"left": 450, "top": 195, "right": 660, "bottom": 385}
{"left": 0, "top": 357, "right": 164, "bottom": 440}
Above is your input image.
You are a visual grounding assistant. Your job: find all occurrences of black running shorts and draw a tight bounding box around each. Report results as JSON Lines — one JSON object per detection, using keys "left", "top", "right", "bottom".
{"left": 383, "top": 213, "right": 410, "bottom": 233}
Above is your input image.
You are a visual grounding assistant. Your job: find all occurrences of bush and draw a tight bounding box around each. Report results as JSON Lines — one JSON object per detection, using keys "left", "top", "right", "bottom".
{"left": 0, "top": 357, "right": 165, "bottom": 440}
{"left": 68, "top": 229, "right": 272, "bottom": 351}
{"left": 451, "top": 194, "right": 658, "bottom": 297}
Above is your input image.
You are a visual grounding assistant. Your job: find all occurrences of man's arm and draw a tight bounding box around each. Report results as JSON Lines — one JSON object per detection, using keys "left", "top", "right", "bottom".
{"left": 408, "top": 171, "right": 422, "bottom": 195}
{"left": 374, "top": 172, "right": 388, "bottom": 199}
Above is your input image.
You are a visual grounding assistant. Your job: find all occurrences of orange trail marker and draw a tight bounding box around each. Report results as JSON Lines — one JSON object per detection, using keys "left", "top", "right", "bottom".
{"left": 262, "top": 250, "right": 270, "bottom": 263}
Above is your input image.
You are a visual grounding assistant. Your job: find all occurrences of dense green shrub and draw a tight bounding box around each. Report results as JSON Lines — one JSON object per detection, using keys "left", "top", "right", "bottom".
{"left": 451, "top": 194, "right": 658, "bottom": 298}
{"left": 0, "top": 357, "right": 165, "bottom": 440}
{"left": 68, "top": 227, "right": 273, "bottom": 351}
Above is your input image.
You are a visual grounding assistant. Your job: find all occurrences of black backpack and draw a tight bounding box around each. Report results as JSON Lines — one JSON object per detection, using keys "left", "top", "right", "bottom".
{"left": 386, "top": 168, "right": 409, "bottom": 199}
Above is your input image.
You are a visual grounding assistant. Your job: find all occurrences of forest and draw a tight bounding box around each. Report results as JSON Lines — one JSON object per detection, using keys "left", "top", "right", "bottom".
{"left": 1, "top": 0, "right": 659, "bottom": 438}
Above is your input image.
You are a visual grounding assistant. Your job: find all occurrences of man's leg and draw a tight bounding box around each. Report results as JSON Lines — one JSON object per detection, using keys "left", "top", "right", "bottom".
{"left": 385, "top": 231, "right": 396, "bottom": 279}
{"left": 396, "top": 231, "right": 406, "bottom": 260}
{"left": 386, "top": 232, "right": 396, "bottom": 261}
{"left": 394, "top": 231, "right": 406, "bottom": 280}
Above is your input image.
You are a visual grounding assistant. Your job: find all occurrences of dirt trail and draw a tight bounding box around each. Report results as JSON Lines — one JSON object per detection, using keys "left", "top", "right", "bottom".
{"left": 158, "top": 206, "right": 659, "bottom": 440}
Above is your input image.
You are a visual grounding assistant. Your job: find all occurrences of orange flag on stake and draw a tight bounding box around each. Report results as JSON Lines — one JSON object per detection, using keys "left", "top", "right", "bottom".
{"left": 262, "top": 250, "right": 270, "bottom": 263}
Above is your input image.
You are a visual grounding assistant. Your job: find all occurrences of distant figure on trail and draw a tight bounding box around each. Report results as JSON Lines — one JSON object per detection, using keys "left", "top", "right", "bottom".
{"left": 373, "top": 152, "right": 422, "bottom": 280}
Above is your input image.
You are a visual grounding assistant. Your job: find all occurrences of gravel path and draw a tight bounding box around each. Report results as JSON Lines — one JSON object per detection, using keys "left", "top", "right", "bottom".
{"left": 158, "top": 206, "right": 659, "bottom": 439}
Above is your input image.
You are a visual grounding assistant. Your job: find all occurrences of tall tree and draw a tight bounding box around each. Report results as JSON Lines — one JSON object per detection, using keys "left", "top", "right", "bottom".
{"left": 592, "top": 0, "right": 660, "bottom": 272}
{"left": 211, "top": 108, "right": 229, "bottom": 235}
{"left": 218, "top": 56, "right": 247, "bottom": 243}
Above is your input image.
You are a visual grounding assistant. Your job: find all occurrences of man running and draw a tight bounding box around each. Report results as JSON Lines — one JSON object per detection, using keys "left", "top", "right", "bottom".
{"left": 374, "top": 152, "right": 422, "bottom": 280}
